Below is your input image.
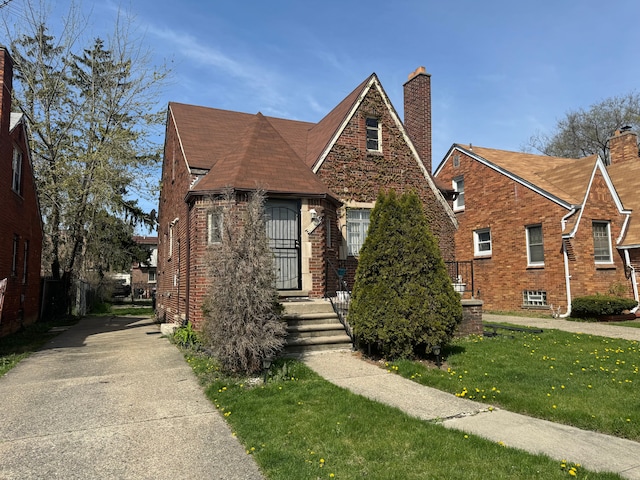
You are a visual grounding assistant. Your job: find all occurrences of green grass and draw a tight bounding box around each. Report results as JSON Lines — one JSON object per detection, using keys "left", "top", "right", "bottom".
{"left": 390, "top": 329, "right": 640, "bottom": 441}
{"left": 183, "top": 351, "right": 622, "bottom": 480}
{"left": 90, "top": 302, "right": 155, "bottom": 316}
{"left": 0, "top": 316, "right": 80, "bottom": 376}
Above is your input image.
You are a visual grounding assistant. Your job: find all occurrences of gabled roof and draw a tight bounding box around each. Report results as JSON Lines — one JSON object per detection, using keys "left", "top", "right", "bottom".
{"left": 435, "top": 144, "right": 630, "bottom": 240}
{"left": 188, "top": 112, "right": 339, "bottom": 201}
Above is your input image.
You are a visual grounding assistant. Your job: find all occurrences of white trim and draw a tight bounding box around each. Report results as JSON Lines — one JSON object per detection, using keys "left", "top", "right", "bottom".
{"left": 592, "top": 221, "right": 613, "bottom": 264}
{"left": 473, "top": 228, "right": 492, "bottom": 257}
{"left": 452, "top": 176, "right": 464, "bottom": 212}
{"left": 169, "top": 104, "right": 195, "bottom": 176}
{"left": 525, "top": 224, "right": 544, "bottom": 267}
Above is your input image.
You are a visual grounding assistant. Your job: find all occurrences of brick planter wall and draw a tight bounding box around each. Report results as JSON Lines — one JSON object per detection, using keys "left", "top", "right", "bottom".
{"left": 456, "top": 298, "right": 483, "bottom": 337}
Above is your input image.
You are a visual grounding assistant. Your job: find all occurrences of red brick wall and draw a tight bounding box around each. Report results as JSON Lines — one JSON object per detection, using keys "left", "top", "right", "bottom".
{"left": 0, "top": 48, "right": 43, "bottom": 337}
{"left": 156, "top": 110, "right": 191, "bottom": 325}
{"left": 436, "top": 150, "right": 630, "bottom": 312}
{"left": 316, "top": 83, "right": 456, "bottom": 276}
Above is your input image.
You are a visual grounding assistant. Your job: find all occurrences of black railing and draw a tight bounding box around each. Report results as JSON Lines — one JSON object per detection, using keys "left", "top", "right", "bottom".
{"left": 325, "top": 259, "right": 354, "bottom": 341}
{"left": 445, "top": 261, "right": 474, "bottom": 297}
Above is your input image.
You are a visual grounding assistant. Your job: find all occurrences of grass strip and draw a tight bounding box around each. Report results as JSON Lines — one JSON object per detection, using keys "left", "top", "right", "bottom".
{"left": 0, "top": 316, "right": 80, "bottom": 376}
{"left": 390, "top": 328, "right": 639, "bottom": 441}
{"left": 185, "top": 352, "right": 621, "bottom": 480}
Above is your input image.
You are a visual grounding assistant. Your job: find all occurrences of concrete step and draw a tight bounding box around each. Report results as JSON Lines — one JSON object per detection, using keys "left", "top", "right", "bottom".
{"left": 287, "top": 323, "right": 349, "bottom": 338}
{"left": 281, "top": 299, "right": 335, "bottom": 315}
{"left": 281, "top": 299, "right": 352, "bottom": 355}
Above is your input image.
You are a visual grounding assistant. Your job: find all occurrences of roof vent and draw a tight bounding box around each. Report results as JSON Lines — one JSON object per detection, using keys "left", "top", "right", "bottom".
{"left": 621, "top": 125, "right": 632, "bottom": 133}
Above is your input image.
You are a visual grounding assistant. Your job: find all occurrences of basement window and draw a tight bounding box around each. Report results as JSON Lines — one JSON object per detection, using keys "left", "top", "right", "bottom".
{"left": 523, "top": 290, "right": 548, "bottom": 308}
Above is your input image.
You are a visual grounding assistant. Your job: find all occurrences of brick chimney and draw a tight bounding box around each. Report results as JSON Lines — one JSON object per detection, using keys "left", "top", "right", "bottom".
{"left": 0, "top": 46, "right": 13, "bottom": 138}
{"left": 404, "top": 66, "right": 432, "bottom": 173}
{"left": 608, "top": 127, "right": 639, "bottom": 165}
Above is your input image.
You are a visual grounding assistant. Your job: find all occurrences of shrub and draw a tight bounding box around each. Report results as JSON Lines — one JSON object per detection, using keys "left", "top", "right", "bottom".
{"left": 201, "top": 189, "right": 287, "bottom": 375}
{"left": 349, "top": 190, "right": 462, "bottom": 359}
{"left": 570, "top": 294, "right": 637, "bottom": 319}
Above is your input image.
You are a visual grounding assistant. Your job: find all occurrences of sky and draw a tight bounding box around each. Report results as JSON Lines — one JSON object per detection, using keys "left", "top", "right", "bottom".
{"left": 4, "top": 0, "right": 640, "bottom": 221}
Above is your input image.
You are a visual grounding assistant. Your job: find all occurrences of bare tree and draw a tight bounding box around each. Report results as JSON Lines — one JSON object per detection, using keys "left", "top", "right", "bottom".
{"left": 4, "top": 1, "right": 168, "bottom": 306}
{"left": 202, "top": 189, "right": 287, "bottom": 375}
{"left": 526, "top": 92, "right": 640, "bottom": 163}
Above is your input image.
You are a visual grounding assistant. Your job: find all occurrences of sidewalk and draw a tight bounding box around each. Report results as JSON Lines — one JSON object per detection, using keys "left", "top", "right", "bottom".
{"left": 0, "top": 315, "right": 263, "bottom": 480}
{"left": 303, "top": 316, "right": 640, "bottom": 480}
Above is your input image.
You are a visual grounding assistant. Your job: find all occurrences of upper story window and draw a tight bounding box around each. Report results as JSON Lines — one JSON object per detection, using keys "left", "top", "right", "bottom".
{"left": 366, "top": 117, "right": 381, "bottom": 152}
{"left": 207, "top": 211, "right": 223, "bottom": 244}
{"left": 12, "top": 147, "right": 23, "bottom": 194}
{"left": 347, "top": 209, "right": 370, "bottom": 256}
{"left": 148, "top": 270, "right": 156, "bottom": 283}
{"left": 526, "top": 225, "right": 544, "bottom": 266}
{"left": 592, "top": 221, "right": 612, "bottom": 263}
{"left": 453, "top": 177, "right": 464, "bottom": 211}
{"left": 474, "top": 228, "right": 492, "bottom": 257}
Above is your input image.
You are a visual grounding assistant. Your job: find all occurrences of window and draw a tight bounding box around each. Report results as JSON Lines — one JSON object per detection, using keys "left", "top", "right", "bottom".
{"left": 148, "top": 270, "right": 156, "bottom": 283}
{"left": 12, "top": 148, "right": 22, "bottom": 194}
{"left": 523, "top": 290, "right": 547, "bottom": 307}
{"left": 347, "top": 209, "right": 370, "bottom": 256}
{"left": 207, "top": 211, "right": 223, "bottom": 244}
{"left": 11, "top": 235, "right": 19, "bottom": 277}
{"left": 453, "top": 177, "right": 464, "bottom": 211}
{"left": 473, "top": 228, "right": 492, "bottom": 257}
{"left": 366, "top": 117, "right": 380, "bottom": 151}
{"left": 22, "top": 241, "right": 29, "bottom": 284}
{"left": 526, "top": 225, "right": 544, "bottom": 266}
{"left": 592, "top": 221, "right": 612, "bottom": 263}
{"left": 168, "top": 224, "right": 174, "bottom": 258}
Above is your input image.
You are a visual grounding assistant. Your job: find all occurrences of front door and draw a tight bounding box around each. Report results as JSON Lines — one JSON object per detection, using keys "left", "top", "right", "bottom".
{"left": 265, "top": 200, "right": 301, "bottom": 290}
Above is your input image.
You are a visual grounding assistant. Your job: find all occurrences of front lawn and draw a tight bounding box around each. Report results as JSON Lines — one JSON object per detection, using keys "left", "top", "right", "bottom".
{"left": 184, "top": 352, "right": 622, "bottom": 480}
{"left": 390, "top": 328, "right": 639, "bottom": 441}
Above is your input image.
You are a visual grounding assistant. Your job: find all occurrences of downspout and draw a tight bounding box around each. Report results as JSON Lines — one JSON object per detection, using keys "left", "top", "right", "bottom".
{"left": 559, "top": 208, "right": 577, "bottom": 318}
{"left": 623, "top": 249, "right": 639, "bottom": 312}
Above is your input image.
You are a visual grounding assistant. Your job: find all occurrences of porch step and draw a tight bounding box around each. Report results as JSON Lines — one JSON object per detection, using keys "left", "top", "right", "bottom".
{"left": 282, "top": 300, "right": 352, "bottom": 355}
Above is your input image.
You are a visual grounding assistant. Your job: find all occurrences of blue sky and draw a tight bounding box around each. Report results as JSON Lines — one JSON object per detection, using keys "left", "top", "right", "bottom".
{"left": 5, "top": 0, "right": 640, "bottom": 217}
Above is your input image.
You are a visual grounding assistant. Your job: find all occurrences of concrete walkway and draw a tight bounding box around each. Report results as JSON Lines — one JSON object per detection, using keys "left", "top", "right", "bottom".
{"left": 303, "top": 317, "right": 640, "bottom": 480}
{"left": 0, "top": 315, "right": 263, "bottom": 480}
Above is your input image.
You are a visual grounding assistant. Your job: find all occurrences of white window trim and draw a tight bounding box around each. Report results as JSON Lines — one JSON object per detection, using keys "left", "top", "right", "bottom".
{"left": 593, "top": 221, "right": 613, "bottom": 264}
{"left": 474, "top": 228, "right": 492, "bottom": 257}
{"left": 366, "top": 117, "right": 381, "bottom": 152}
{"left": 526, "top": 225, "right": 544, "bottom": 267}
{"left": 453, "top": 176, "right": 464, "bottom": 212}
{"left": 347, "top": 208, "right": 371, "bottom": 256}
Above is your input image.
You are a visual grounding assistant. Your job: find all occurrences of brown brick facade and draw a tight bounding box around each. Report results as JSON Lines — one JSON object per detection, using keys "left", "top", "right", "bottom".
{"left": 436, "top": 148, "right": 630, "bottom": 312}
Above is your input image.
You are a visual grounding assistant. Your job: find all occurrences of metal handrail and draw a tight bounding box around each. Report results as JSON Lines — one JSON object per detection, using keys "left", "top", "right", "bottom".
{"left": 325, "top": 258, "right": 354, "bottom": 341}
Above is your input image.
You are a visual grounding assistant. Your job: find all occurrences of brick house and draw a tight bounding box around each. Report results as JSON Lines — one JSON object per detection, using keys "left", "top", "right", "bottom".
{"left": 156, "top": 67, "right": 457, "bottom": 327}
{"left": 434, "top": 130, "right": 640, "bottom": 314}
{"left": 0, "top": 47, "right": 43, "bottom": 337}
{"left": 131, "top": 235, "right": 157, "bottom": 299}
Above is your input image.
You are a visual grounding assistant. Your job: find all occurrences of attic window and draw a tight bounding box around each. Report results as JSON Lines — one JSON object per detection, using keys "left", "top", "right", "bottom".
{"left": 366, "top": 117, "right": 381, "bottom": 152}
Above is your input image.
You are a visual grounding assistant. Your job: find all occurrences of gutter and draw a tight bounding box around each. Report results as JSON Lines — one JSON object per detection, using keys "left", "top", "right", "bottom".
{"left": 559, "top": 208, "right": 578, "bottom": 318}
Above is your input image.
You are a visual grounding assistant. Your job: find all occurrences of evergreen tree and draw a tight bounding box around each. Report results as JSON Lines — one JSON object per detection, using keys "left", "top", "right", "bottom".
{"left": 202, "top": 190, "right": 287, "bottom": 375}
{"left": 349, "top": 190, "right": 462, "bottom": 359}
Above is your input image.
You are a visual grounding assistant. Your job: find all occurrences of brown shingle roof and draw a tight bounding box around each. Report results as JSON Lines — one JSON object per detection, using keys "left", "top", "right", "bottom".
{"left": 306, "top": 75, "right": 373, "bottom": 169}
{"left": 457, "top": 145, "right": 597, "bottom": 206}
{"left": 192, "top": 113, "right": 339, "bottom": 200}
{"left": 608, "top": 160, "right": 640, "bottom": 246}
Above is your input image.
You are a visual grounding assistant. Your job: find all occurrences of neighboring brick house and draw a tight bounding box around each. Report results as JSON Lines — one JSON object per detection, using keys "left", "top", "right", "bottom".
{"left": 434, "top": 130, "right": 640, "bottom": 314}
{"left": 131, "top": 235, "right": 157, "bottom": 299}
{"left": 157, "top": 67, "right": 457, "bottom": 327}
{"left": 0, "top": 47, "right": 43, "bottom": 337}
